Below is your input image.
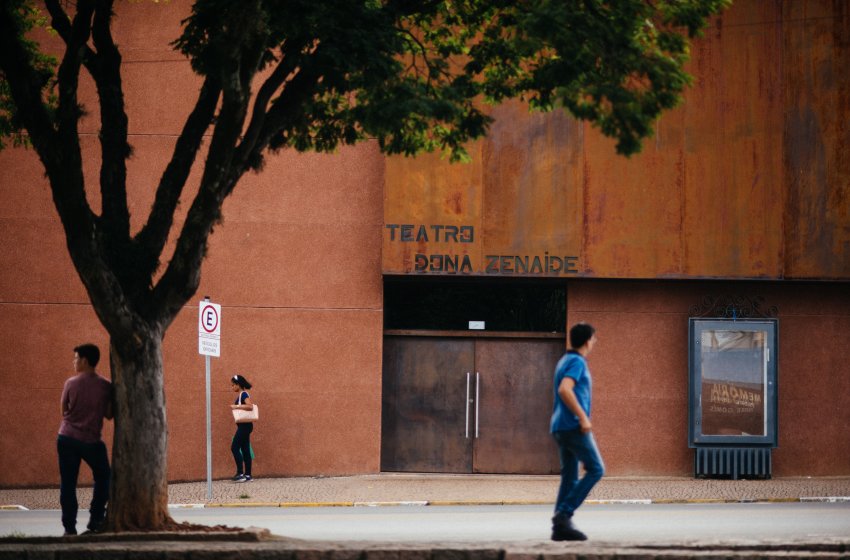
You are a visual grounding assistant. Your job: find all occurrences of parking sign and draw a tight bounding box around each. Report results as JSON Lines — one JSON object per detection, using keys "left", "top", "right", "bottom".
{"left": 198, "top": 301, "right": 221, "bottom": 357}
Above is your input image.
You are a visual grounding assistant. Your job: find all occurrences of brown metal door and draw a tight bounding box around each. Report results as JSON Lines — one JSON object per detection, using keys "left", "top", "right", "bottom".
{"left": 472, "top": 338, "right": 563, "bottom": 474}
{"left": 381, "top": 336, "right": 474, "bottom": 473}
{"left": 381, "top": 334, "right": 563, "bottom": 474}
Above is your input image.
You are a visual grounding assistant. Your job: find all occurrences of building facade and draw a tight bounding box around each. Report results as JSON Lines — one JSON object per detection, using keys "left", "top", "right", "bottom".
{"left": 0, "top": 0, "right": 848, "bottom": 488}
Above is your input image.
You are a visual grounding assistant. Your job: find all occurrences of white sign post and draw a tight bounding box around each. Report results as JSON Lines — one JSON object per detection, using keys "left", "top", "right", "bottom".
{"left": 199, "top": 298, "right": 221, "bottom": 500}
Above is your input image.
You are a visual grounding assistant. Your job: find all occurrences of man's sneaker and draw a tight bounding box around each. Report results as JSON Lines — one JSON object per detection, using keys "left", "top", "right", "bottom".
{"left": 85, "top": 518, "right": 105, "bottom": 533}
{"left": 231, "top": 474, "right": 245, "bottom": 481}
{"left": 551, "top": 525, "right": 587, "bottom": 541}
{"left": 63, "top": 529, "right": 77, "bottom": 536}
{"left": 236, "top": 475, "right": 252, "bottom": 483}
{"left": 551, "top": 513, "right": 587, "bottom": 541}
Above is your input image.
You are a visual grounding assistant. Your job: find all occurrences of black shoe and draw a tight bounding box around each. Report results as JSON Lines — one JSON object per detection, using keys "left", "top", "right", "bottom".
{"left": 551, "top": 513, "right": 587, "bottom": 541}
{"left": 231, "top": 473, "right": 246, "bottom": 481}
{"left": 86, "top": 518, "right": 105, "bottom": 533}
{"left": 63, "top": 529, "right": 77, "bottom": 536}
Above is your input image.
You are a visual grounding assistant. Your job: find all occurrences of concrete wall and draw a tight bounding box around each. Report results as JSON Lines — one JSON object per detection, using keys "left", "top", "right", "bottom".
{"left": 569, "top": 280, "right": 850, "bottom": 477}
{"left": 0, "top": 0, "right": 385, "bottom": 488}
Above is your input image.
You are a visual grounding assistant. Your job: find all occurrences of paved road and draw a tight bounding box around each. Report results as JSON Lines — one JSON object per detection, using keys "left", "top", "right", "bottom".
{"left": 2, "top": 503, "right": 849, "bottom": 542}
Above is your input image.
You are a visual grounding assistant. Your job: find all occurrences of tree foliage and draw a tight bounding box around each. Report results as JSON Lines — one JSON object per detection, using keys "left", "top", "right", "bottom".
{"left": 0, "top": 0, "right": 729, "bottom": 531}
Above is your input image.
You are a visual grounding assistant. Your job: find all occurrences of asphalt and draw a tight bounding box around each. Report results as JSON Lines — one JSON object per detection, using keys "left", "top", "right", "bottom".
{"left": 2, "top": 475, "right": 850, "bottom": 559}
{"left": 3, "top": 473, "right": 850, "bottom": 510}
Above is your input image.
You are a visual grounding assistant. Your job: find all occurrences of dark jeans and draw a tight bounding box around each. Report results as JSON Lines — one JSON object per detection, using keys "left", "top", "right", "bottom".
{"left": 552, "top": 429, "right": 605, "bottom": 516}
{"left": 231, "top": 423, "right": 253, "bottom": 476}
{"left": 57, "top": 435, "right": 110, "bottom": 532}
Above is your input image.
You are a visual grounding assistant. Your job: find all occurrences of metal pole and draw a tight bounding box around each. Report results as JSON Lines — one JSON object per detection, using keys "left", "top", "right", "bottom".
{"left": 205, "top": 353, "right": 212, "bottom": 500}
{"left": 204, "top": 297, "right": 213, "bottom": 500}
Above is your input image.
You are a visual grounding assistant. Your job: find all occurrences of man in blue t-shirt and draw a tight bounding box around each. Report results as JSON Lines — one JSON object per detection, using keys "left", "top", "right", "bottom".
{"left": 549, "top": 322, "right": 604, "bottom": 541}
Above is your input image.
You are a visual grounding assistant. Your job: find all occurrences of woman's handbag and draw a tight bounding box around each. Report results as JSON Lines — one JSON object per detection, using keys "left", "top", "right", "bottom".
{"left": 232, "top": 404, "right": 259, "bottom": 423}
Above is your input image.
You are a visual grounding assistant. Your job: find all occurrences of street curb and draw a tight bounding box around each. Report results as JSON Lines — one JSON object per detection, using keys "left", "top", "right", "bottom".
{"left": 206, "top": 502, "right": 301, "bottom": 508}
{"left": 428, "top": 500, "right": 547, "bottom": 506}
{"left": 6, "top": 497, "right": 849, "bottom": 510}
{"left": 800, "top": 496, "right": 850, "bottom": 503}
{"left": 176, "top": 497, "right": 850, "bottom": 508}
{"left": 354, "top": 501, "right": 429, "bottom": 507}
{"left": 280, "top": 502, "right": 355, "bottom": 507}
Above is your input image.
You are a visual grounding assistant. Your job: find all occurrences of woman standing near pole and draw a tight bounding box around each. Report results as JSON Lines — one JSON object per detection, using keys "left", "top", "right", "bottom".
{"left": 230, "top": 374, "right": 255, "bottom": 482}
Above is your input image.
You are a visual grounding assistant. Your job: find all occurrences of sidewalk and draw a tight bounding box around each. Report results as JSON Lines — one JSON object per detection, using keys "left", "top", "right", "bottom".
{"left": 3, "top": 474, "right": 850, "bottom": 509}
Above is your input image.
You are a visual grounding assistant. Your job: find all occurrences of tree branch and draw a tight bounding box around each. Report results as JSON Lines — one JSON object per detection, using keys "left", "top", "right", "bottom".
{"left": 47, "top": 0, "right": 132, "bottom": 242}
{"left": 44, "top": 0, "right": 95, "bottom": 59}
{"left": 149, "top": 69, "right": 255, "bottom": 324}
{"left": 233, "top": 41, "right": 304, "bottom": 169}
{"left": 3, "top": 1, "right": 138, "bottom": 335}
{"left": 149, "top": 170, "right": 228, "bottom": 327}
{"left": 49, "top": 1, "right": 129, "bottom": 321}
{"left": 52, "top": 0, "right": 91, "bottom": 212}
{"left": 134, "top": 76, "right": 220, "bottom": 279}
{"left": 234, "top": 59, "right": 322, "bottom": 176}
{"left": 90, "top": 0, "right": 131, "bottom": 240}
{"left": 0, "top": 3, "right": 60, "bottom": 168}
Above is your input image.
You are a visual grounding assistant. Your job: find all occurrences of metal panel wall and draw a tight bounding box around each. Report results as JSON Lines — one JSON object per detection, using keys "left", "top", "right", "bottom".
{"left": 383, "top": 0, "right": 850, "bottom": 281}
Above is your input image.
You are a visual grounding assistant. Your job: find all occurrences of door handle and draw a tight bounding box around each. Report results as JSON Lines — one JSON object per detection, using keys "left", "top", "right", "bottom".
{"left": 475, "top": 371, "right": 480, "bottom": 438}
{"left": 465, "top": 372, "right": 471, "bottom": 439}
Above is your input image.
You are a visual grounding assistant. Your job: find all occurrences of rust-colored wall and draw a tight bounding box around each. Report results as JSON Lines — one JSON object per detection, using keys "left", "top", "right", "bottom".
{"left": 782, "top": 1, "right": 850, "bottom": 278}
{"left": 3, "top": 0, "right": 850, "bottom": 489}
{"left": 569, "top": 280, "right": 850, "bottom": 477}
{"left": 381, "top": 0, "right": 850, "bottom": 476}
{"left": 383, "top": 0, "right": 850, "bottom": 281}
{"left": 0, "top": 0, "right": 384, "bottom": 488}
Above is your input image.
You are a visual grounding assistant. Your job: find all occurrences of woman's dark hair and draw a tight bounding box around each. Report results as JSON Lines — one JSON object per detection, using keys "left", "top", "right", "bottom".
{"left": 232, "top": 374, "right": 252, "bottom": 390}
{"left": 569, "top": 323, "right": 596, "bottom": 350}
{"left": 74, "top": 343, "right": 100, "bottom": 367}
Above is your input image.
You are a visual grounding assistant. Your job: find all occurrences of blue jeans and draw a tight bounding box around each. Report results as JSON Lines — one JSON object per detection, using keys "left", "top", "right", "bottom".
{"left": 57, "top": 435, "right": 110, "bottom": 532}
{"left": 552, "top": 429, "right": 605, "bottom": 516}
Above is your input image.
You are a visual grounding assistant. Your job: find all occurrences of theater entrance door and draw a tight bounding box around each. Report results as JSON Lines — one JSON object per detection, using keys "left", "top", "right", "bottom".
{"left": 380, "top": 332, "right": 563, "bottom": 474}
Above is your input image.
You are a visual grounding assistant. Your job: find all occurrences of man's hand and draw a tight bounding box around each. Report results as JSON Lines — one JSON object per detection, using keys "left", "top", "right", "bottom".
{"left": 558, "top": 377, "right": 592, "bottom": 433}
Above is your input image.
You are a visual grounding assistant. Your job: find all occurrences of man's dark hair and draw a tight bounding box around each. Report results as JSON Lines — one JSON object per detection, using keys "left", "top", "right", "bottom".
{"left": 569, "top": 323, "right": 596, "bottom": 350}
{"left": 74, "top": 343, "right": 100, "bottom": 367}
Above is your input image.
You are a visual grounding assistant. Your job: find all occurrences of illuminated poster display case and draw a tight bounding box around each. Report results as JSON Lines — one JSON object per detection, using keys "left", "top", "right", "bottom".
{"left": 688, "top": 318, "right": 778, "bottom": 477}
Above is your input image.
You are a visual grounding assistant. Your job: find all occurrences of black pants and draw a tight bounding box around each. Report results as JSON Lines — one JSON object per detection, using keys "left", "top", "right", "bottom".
{"left": 231, "top": 423, "right": 253, "bottom": 476}
{"left": 57, "top": 435, "right": 110, "bottom": 533}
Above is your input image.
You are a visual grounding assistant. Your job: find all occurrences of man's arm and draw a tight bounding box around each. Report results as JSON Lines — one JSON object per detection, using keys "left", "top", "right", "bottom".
{"left": 558, "top": 377, "right": 592, "bottom": 433}
{"left": 104, "top": 384, "right": 114, "bottom": 420}
{"left": 60, "top": 384, "right": 69, "bottom": 417}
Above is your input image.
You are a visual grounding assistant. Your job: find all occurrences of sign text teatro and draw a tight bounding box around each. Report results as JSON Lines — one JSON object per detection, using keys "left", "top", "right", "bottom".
{"left": 385, "top": 224, "right": 580, "bottom": 276}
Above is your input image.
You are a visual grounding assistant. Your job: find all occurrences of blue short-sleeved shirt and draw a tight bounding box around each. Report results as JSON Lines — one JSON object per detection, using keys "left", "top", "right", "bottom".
{"left": 550, "top": 350, "right": 592, "bottom": 433}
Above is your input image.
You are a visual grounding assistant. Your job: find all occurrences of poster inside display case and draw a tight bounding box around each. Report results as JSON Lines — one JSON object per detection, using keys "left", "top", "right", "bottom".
{"left": 689, "top": 319, "right": 778, "bottom": 447}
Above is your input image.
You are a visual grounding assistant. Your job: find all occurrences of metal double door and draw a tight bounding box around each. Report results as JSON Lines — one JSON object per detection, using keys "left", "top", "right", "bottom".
{"left": 381, "top": 335, "right": 562, "bottom": 474}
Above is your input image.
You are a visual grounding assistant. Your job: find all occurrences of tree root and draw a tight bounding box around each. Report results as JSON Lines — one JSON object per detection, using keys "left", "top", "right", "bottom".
{"left": 106, "top": 519, "right": 243, "bottom": 533}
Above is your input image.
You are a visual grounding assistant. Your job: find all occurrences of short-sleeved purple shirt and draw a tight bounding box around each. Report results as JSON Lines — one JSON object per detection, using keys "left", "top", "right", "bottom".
{"left": 59, "top": 372, "right": 112, "bottom": 443}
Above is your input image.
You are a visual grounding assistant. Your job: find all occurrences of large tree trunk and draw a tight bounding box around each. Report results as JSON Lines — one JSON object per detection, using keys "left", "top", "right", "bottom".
{"left": 106, "top": 330, "right": 177, "bottom": 531}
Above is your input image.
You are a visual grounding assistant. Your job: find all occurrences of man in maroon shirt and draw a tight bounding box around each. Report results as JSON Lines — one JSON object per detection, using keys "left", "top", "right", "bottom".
{"left": 58, "top": 343, "right": 113, "bottom": 536}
